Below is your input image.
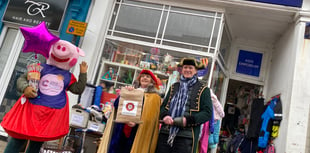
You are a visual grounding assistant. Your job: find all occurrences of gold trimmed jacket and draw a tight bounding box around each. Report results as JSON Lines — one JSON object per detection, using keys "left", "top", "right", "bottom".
{"left": 159, "top": 81, "right": 213, "bottom": 153}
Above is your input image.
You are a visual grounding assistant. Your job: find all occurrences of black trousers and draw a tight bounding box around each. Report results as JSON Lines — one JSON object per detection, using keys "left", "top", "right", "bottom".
{"left": 156, "top": 133, "right": 193, "bottom": 153}
{"left": 4, "top": 137, "right": 43, "bottom": 153}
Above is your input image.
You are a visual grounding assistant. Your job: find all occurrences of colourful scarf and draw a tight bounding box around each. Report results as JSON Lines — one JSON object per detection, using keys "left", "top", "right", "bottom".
{"left": 168, "top": 74, "right": 198, "bottom": 146}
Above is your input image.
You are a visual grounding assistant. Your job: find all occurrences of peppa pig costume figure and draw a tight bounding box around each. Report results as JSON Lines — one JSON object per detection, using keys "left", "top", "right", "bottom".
{"left": 1, "top": 22, "right": 88, "bottom": 153}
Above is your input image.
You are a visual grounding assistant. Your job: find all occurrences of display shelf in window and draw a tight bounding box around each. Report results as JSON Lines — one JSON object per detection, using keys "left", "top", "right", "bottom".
{"left": 118, "top": 66, "right": 134, "bottom": 85}
{"left": 112, "top": 45, "right": 143, "bottom": 66}
{"left": 116, "top": 81, "right": 130, "bottom": 86}
{"left": 100, "top": 62, "right": 118, "bottom": 81}
{"left": 97, "top": 61, "right": 136, "bottom": 89}
{"left": 100, "top": 79, "right": 115, "bottom": 84}
{"left": 97, "top": 61, "right": 172, "bottom": 96}
{"left": 113, "top": 51, "right": 126, "bottom": 63}
{"left": 115, "top": 82, "right": 130, "bottom": 89}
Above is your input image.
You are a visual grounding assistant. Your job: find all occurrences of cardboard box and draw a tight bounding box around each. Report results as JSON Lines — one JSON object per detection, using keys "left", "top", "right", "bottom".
{"left": 87, "top": 121, "right": 105, "bottom": 133}
{"left": 70, "top": 108, "right": 89, "bottom": 128}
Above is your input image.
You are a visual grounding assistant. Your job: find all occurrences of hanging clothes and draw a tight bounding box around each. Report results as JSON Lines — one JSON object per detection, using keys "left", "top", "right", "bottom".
{"left": 198, "top": 89, "right": 224, "bottom": 153}
{"left": 247, "top": 98, "right": 265, "bottom": 139}
{"left": 222, "top": 103, "right": 240, "bottom": 135}
{"left": 271, "top": 98, "right": 282, "bottom": 138}
{"left": 208, "top": 120, "right": 221, "bottom": 149}
{"left": 239, "top": 137, "right": 258, "bottom": 153}
{"left": 258, "top": 97, "right": 282, "bottom": 148}
{"left": 210, "top": 89, "right": 225, "bottom": 120}
{"left": 208, "top": 89, "right": 225, "bottom": 148}
{"left": 199, "top": 121, "right": 210, "bottom": 153}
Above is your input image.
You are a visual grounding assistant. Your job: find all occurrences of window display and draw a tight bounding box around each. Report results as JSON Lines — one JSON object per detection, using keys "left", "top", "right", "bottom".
{"left": 0, "top": 28, "right": 18, "bottom": 78}
{"left": 99, "top": 0, "right": 225, "bottom": 95}
{"left": 96, "top": 39, "right": 213, "bottom": 94}
{"left": 210, "top": 62, "right": 226, "bottom": 101}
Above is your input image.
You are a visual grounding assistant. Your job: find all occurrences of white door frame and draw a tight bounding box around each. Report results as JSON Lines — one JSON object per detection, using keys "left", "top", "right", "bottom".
{"left": 0, "top": 27, "right": 24, "bottom": 105}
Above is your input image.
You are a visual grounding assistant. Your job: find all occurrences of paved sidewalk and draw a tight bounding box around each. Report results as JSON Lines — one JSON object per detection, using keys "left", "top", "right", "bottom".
{"left": 0, "top": 139, "right": 7, "bottom": 153}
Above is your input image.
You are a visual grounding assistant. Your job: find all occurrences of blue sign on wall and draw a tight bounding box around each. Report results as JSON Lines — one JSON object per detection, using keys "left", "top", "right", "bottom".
{"left": 236, "top": 50, "right": 262, "bottom": 77}
{"left": 252, "top": 0, "right": 303, "bottom": 8}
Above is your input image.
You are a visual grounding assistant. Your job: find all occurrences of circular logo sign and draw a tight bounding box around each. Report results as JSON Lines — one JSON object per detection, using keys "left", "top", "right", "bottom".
{"left": 39, "top": 74, "right": 64, "bottom": 96}
{"left": 126, "top": 103, "right": 135, "bottom": 111}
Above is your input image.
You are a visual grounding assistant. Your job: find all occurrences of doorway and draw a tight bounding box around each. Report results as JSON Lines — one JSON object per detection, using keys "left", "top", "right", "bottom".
{"left": 222, "top": 79, "right": 262, "bottom": 135}
{"left": 218, "top": 79, "right": 262, "bottom": 152}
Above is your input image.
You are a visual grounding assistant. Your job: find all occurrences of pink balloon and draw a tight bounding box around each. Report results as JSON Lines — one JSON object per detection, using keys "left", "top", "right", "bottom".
{"left": 20, "top": 21, "right": 60, "bottom": 58}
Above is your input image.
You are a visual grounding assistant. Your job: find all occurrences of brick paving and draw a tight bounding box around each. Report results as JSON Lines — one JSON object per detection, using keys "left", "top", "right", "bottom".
{"left": 0, "top": 140, "right": 7, "bottom": 153}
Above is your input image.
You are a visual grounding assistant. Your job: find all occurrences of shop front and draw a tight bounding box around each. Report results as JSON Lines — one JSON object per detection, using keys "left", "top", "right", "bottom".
{"left": 93, "top": 0, "right": 226, "bottom": 99}
{"left": 80, "top": 0, "right": 308, "bottom": 152}
{"left": 0, "top": 0, "right": 92, "bottom": 137}
{"left": 0, "top": 0, "right": 309, "bottom": 152}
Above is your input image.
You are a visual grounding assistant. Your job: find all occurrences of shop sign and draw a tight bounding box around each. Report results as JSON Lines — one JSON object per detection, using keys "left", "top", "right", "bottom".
{"left": 2, "top": 0, "right": 69, "bottom": 31}
{"left": 236, "top": 50, "right": 262, "bottom": 77}
{"left": 252, "top": 0, "right": 303, "bottom": 8}
{"left": 66, "top": 20, "right": 88, "bottom": 36}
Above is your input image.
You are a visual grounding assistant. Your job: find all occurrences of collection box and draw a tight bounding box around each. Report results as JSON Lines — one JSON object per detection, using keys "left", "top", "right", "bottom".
{"left": 70, "top": 108, "right": 89, "bottom": 128}
{"left": 87, "top": 121, "right": 105, "bottom": 133}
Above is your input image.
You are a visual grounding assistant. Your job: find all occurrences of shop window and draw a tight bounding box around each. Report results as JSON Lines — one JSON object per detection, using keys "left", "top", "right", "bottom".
{"left": 96, "top": 39, "right": 212, "bottom": 94}
{"left": 210, "top": 17, "right": 222, "bottom": 48}
{"left": 163, "top": 6, "right": 220, "bottom": 48}
{"left": 109, "top": 4, "right": 120, "bottom": 30}
{"left": 115, "top": 5, "right": 161, "bottom": 37}
{"left": 0, "top": 52, "right": 45, "bottom": 122}
{"left": 171, "top": 7, "right": 216, "bottom": 16}
{"left": 103, "top": 0, "right": 225, "bottom": 94}
{"left": 108, "top": 0, "right": 223, "bottom": 54}
{"left": 109, "top": 1, "right": 163, "bottom": 42}
{"left": 0, "top": 28, "right": 18, "bottom": 78}
{"left": 210, "top": 62, "right": 226, "bottom": 101}
{"left": 218, "top": 28, "right": 231, "bottom": 66}
{"left": 163, "top": 12, "right": 213, "bottom": 47}
{"left": 122, "top": 0, "right": 162, "bottom": 8}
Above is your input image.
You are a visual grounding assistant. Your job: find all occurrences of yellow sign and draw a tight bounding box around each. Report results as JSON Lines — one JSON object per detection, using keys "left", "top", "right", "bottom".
{"left": 66, "top": 20, "right": 87, "bottom": 36}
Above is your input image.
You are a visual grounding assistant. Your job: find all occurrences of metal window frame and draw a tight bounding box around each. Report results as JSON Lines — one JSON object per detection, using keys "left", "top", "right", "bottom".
{"left": 109, "top": 0, "right": 224, "bottom": 51}
{"left": 0, "top": 27, "right": 24, "bottom": 105}
{"left": 106, "top": 0, "right": 227, "bottom": 87}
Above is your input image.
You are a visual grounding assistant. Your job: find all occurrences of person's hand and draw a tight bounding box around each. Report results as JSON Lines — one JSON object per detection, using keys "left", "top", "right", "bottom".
{"left": 127, "top": 121, "right": 136, "bottom": 127}
{"left": 80, "top": 61, "right": 88, "bottom": 73}
{"left": 163, "top": 116, "right": 174, "bottom": 125}
{"left": 125, "top": 86, "right": 135, "bottom": 91}
{"left": 23, "top": 86, "right": 37, "bottom": 98}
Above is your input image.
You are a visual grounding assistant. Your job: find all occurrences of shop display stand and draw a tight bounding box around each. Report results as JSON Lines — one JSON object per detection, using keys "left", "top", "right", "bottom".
{"left": 63, "top": 127, "right": 84, "bottom": 153}
{"left": 63, "top": 127, "right": 103, "bottom": 153}
{"left": 98, "top": 60, "right": 169, "bottom": 89}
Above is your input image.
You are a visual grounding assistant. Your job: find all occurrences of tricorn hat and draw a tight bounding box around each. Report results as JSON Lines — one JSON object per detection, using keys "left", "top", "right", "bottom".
{"left": 178, "top": 58, "right": 206, "bottom": 70}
